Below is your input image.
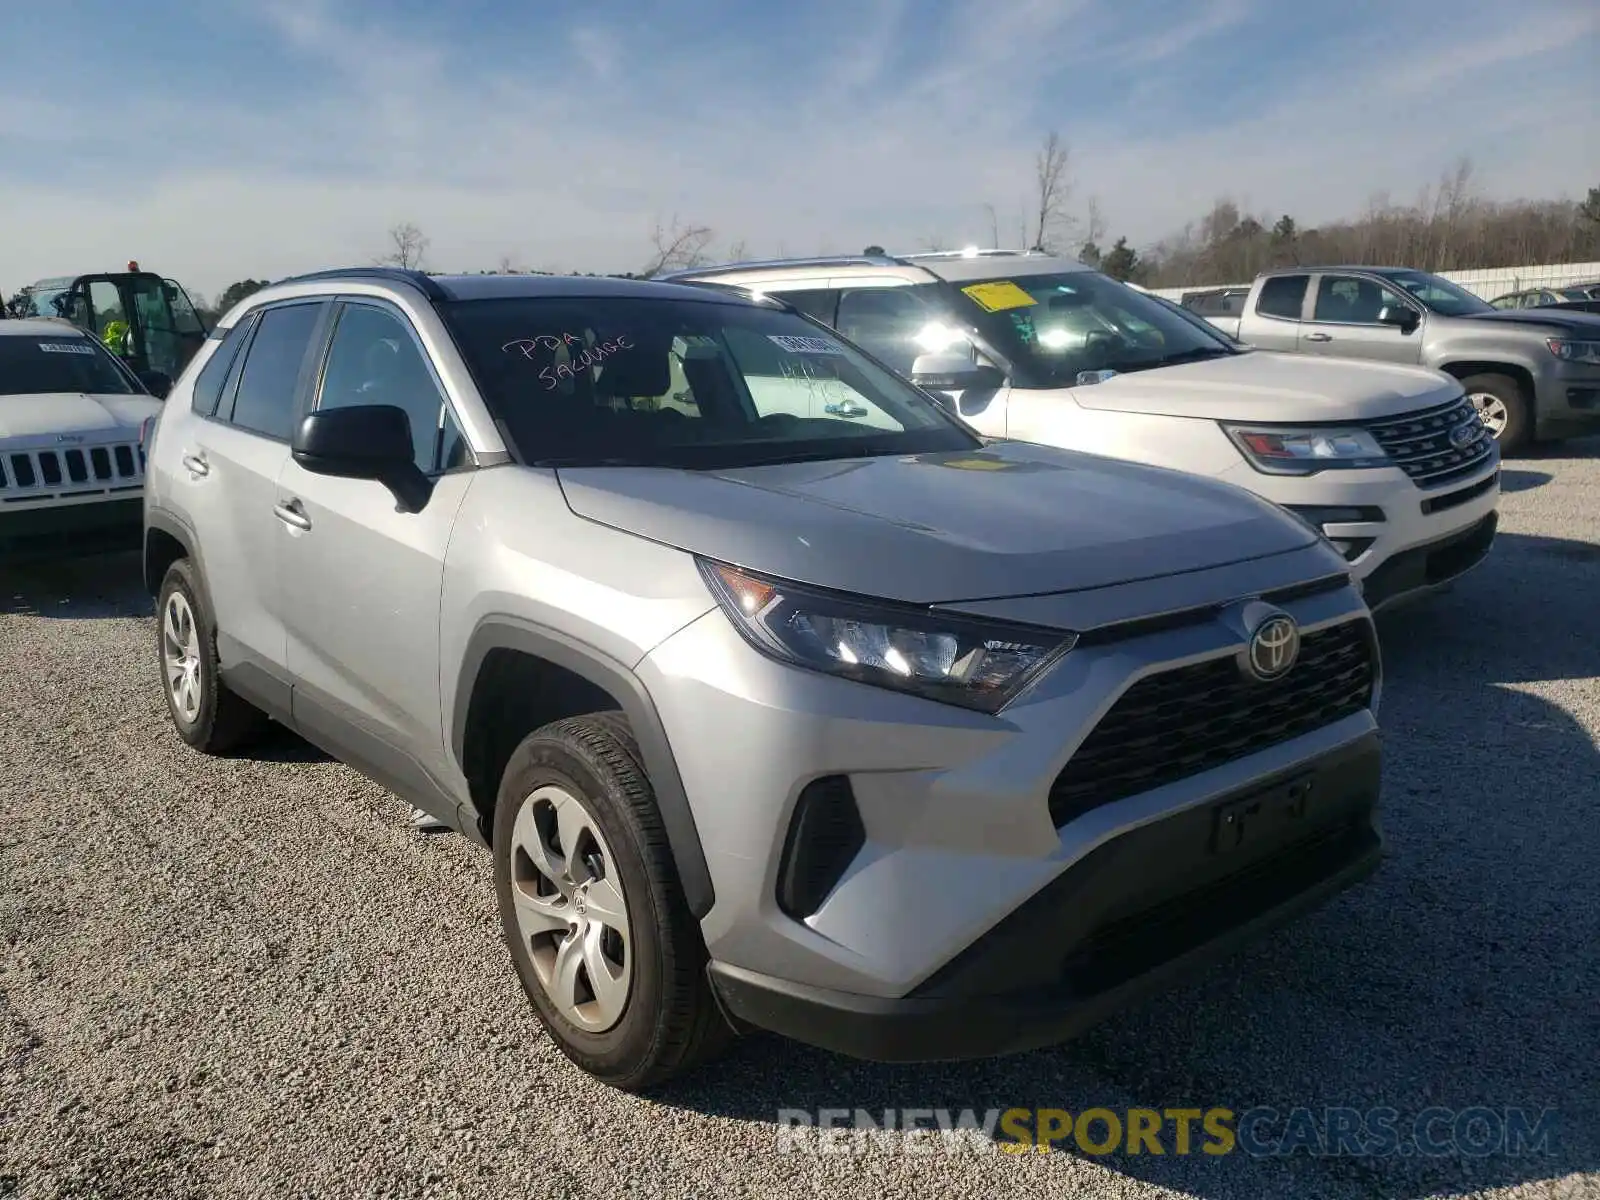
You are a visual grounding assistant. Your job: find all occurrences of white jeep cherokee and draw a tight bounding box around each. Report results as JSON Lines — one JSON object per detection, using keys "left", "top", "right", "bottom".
{"left": 0, "top": 317, "right": 163, "bottom": 562}
{"left": 669, "top": 252, "right": 1502, "bottom": 611}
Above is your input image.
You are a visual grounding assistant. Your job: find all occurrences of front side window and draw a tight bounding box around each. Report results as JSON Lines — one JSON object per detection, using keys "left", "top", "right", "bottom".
{"left": 316, "top": 303, "right": 449, "bottom": 473}
{"left": 1372, "top": 269, "right": 1491, "bottom": 316}
{"left": 227, "top": 302, "right": 324, "bottom": 440}
{"left": 0, "top": 334, "right": 138, "bottom": 397}
{"left": 1256, "top": 275, "right": 1310, "bottom": 320}
{"left": 834, "top": 287, "right": 941, "bottom": 375}
{"left": 929, "top": 271, "right": 1239, "bottom": 387}
{"left": 440, "top": 295, "right": 977, "bottom": 468}
{"left": 1312, "top": 274, "right": 1412, "bottom": 324}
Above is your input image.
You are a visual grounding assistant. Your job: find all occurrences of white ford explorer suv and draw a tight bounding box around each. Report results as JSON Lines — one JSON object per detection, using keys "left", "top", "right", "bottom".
{"left": 668, "top": 252, "right": 1502, "bottom": 611}
{"left": 1, "top": 317, "right": 163, "bottom": 562}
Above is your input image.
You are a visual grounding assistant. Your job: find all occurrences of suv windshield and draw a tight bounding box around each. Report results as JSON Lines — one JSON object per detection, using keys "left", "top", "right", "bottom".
{"left": 441, "top": 295, "right": 980, "bottom": 468}
{"left": 0, "top": 334, "right": 138, "bottom": 397}
{"left": 931, "top": 271, "right": 1240, "bottom": 387}
{"left": 1371, "top": 269, "right": 1494, "bottom": 317}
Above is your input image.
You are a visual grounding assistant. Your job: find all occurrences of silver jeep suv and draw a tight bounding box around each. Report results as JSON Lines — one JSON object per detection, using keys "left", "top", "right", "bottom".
{"left": 142, "top": 268, "right": 1384, "bottom": 1090}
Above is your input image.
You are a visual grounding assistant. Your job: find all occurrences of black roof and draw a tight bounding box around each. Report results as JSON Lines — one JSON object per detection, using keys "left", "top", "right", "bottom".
{"left": 277, "top": 267, "right": 756, "bottom": 306}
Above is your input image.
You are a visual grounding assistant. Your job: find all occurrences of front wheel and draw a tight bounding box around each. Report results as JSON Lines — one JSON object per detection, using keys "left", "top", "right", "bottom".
{"left": 1462, "top": 372, "right": 1530, "bottom": 454}
{"left": 492, "top": 712, "right": 731, "bottom": 1091}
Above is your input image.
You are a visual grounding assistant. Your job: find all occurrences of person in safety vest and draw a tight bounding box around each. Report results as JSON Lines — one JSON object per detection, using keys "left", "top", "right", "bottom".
{"left": 102, "top": 319, "right": 133, "bottom": 358}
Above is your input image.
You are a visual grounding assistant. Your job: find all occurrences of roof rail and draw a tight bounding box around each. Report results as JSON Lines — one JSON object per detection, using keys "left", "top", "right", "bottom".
{"left": 896, "top": 248, "right": 1050, "bottom": 261}
{"left": 658, "top": 254, "right": 903, "bottom": 280}
{"left": 276, "top": 266, "right": 451, "bottom": 301}
{"left": 671, "top": 279, "right": 798, "bottom": 312}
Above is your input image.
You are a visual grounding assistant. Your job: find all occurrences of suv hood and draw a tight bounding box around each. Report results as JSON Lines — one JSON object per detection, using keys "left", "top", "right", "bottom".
{"left": 1458, "top": 309, "right": 1600, "bottom": 335}
{"left": 1066, "top": 351, "right": 1461, "bottom": 421}
{"left": 0, "top": 392, "right": 160, "bottom": 443}
{"left": 556, "top": 440, "right": 1316, "bottom": 604}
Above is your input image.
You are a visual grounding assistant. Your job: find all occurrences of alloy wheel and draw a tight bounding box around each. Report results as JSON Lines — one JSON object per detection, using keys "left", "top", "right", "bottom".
{"left": 508, "top": 784, "right": 633, "bottom": 1032}
{"left": 162, "top": 591, "right": 203, "bottom": 723}
{"left": 1468, "top": 391, "right": 1509, "bottom": 439}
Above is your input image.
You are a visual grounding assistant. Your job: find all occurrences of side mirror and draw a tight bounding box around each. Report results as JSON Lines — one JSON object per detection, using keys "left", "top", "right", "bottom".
{"left": 909, "top": 352, "right": 1005, "bottom": 393}
{"left": 1377, "top": 305, "right": 1419, "bottom": 332}
{"left": 136, "top": 369, "right": 172, "bottom": 398}
{"left": 292, "top": 404, "right": 432, "bottom": 513}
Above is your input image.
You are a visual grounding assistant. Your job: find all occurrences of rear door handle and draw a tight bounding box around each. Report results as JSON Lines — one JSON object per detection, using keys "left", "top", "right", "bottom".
{"left": 1304, "top": 332, "right": 1333, "bottom": 342}
{"left": 273, "top": 498, "right": 312, "bottom": 531}
{"left": 181, "top": 452, "right": 210, "bottom": 476}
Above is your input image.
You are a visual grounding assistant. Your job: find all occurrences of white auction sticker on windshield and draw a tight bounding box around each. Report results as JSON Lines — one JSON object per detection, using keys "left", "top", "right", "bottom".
{"left": 39, "top": 342, "right": 96, "bottom": 355}
{"left": 768, "top": 334, "right": 844, "bottom": 355}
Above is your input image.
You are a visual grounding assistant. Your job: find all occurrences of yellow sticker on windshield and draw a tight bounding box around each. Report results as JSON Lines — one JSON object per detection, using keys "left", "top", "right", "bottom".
{"left": 960, "top": 281, "right": 1037, "bottom": 313}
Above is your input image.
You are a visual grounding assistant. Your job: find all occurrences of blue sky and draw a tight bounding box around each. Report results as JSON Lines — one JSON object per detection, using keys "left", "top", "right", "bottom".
{"left": 2, "top": 0, "right": 1596, "bottom": 301}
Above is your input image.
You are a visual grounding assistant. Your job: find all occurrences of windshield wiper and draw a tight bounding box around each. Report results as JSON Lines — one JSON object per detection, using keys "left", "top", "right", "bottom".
{"left": 1100, "top": 345, "right": 1238, "bottom": 373}
{"left": 725, "top": 443, "right": 899, "bottom": 468}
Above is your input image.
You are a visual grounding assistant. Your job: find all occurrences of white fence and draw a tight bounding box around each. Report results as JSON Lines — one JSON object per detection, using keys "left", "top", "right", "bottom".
{"left": 1148, "top": 260, "right": 1600, "bottom": 303}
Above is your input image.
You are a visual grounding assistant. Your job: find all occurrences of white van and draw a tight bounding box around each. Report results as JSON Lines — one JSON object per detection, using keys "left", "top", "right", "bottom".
{"left": 668, "top": 251, "right": 1501, "bottom": 611}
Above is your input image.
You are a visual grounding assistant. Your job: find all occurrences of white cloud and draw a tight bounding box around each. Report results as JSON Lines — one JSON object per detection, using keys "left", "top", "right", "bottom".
{"left": 0, "top": 0, "right": 1593, "bottom": 299}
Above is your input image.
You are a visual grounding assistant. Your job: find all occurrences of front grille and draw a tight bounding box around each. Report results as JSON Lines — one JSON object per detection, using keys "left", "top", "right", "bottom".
{"left": 0, "top": 442, "right": 144, "bottom": 497}
{"left": 1049, "top": 620, "right": 1375, "bottom": 827}
{"left": 1366, "top": 396, "right": 1495, "bottom": 489}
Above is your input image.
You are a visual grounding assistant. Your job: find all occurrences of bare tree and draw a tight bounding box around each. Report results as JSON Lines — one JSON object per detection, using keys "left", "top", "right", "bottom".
{"left": 726, "top": 238, "right": 750, "bottom": 263}
{"left": 379, "top": 222, "right": 430, "bottom": 270}
{"left": 982, "top": 203, "right": 1001, "bottom": 248}
{"left": 1031, "top": 131, "right": 1074, "bottom": 252}
{"left": 1083, "top": 197, "right": 1107, "bottom": 248}
{"left": 640, "top": 214, "right": 715, "bottom": 278}
{"left": 921, "top": 231, "right": 950, "bottom": 252}
{"left": 496, "top": 253, "right": 521, "bottom": 275}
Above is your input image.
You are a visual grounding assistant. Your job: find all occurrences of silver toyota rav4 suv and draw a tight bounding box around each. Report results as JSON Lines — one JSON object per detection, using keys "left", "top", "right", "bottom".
{"left": 142, "top": 268, "right": 1384, "bottom": 1091}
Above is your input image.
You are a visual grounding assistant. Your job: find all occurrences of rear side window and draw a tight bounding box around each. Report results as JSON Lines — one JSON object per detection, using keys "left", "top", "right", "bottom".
{"left": 226, "top": 303, "right": 324, "bottom": 440}
{"left": 1256, "top": 275, "right": 1309, "bottom": 320}
{"left": 190, "top": 317, "right": 256, "bottom": 416}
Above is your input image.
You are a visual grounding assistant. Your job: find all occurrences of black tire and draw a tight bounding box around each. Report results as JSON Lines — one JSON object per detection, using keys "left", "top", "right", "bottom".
{"left": 492, "top": 711, "right": 731, "bottom": 1091}
{"left": 155, "top": 559, "right": 269, "bottom": 754}
{"left": 1462, "top": 372, "right": 1531, "bottom": 454}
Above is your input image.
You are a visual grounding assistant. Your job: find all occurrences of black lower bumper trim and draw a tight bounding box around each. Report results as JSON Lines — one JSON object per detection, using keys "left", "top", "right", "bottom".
{"left": 0, "top": 497, "right": 143, "bottom": 562}
{"left": 710, "top": 733, "right": 1383, "bottom": 1063}
{"left": 1363, "top": 510, "right": 1497, "bottom": 610}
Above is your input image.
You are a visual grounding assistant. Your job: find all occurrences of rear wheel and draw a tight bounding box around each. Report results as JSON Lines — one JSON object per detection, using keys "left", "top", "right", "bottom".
{"left": 1462, "top": 372, "right": 1530, "bottom": 453}
{"left": 492, "top": 712, "right": 731, "bottom": 1091}
{"left": 156, "top": 559, "right": 268, "bottom": 753}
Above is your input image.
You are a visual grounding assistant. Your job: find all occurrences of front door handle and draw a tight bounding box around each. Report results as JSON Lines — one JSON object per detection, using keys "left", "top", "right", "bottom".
{"left": 273, "top": 498, "right": 312, "bottom": 532}
{"left": 1304, "top": 332, "right": 1333, "bottom": 342}
{"left": 181, "top": 452, "right": 210, "bottom": 477}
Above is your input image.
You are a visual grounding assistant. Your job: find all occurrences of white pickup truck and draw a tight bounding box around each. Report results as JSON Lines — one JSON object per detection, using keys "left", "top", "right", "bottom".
{"left": 669, "top": 251, "right": 1501, "bottom": 611}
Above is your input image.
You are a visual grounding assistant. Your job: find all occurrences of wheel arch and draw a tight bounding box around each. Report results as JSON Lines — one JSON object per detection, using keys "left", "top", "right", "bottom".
{"left": 452, "top": 617, "right": 715, "bottom": 920}
{"left": 1437, "top": 360, "right": 1536, "bottom": 409}
{"left": 143, "top": 508, "right": 198, "bottom": 597}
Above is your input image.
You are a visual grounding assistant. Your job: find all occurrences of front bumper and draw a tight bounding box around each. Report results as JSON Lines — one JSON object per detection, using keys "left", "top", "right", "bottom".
{"left": 0, "top": 495, "right": 144, "bottom": 562}
{"left": 710, "top": 732, "right": 1382, "bottom": 1062}
{"left": 1218, "top": 457, "right": 1499, "bottom": 602}
{"left": 1360, "top": 510, "right": 1498, "bottom": 611}
{"left": 1534, "top": 361, "right": 1600, "bottom": 439}
{"left": 641, "top": 543, "right": 1379, "bottom": 1004}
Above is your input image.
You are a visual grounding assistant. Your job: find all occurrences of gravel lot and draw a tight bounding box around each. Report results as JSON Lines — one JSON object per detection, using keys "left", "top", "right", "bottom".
{"left": 3, "top": 443, "right": 1597, "bottom": 1200}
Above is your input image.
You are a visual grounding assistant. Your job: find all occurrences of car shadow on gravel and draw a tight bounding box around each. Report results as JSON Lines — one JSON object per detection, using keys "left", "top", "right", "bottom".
{"left": 1, "top": 550, "right": 150, "bottom": 619}
{"left": 1497, "top": 467, "right": 1551, "bottom": 493}
{"left": 651, "top": 531, "right": 1600, "bottom": 1198}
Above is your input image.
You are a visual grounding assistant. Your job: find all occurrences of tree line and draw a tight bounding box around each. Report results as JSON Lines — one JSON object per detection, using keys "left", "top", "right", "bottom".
{"left": 28, "top": 140, "right": 1593, "bottom": 322}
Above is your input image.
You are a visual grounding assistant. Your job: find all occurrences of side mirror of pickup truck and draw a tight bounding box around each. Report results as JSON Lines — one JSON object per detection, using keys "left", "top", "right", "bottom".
{"left": 1377, "top": 305, "right": 1420, "bottom": 332}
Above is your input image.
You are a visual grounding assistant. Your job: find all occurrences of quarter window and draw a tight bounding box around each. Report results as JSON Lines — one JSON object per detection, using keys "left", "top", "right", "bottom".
{"left": 191, "top": 317, "right": 255, "bottom": 416}
{"left": 1255, "top": 275, "right": 1309, "bottom": 320}
{"left": 316, "top": 303, "right": 450, "bottom": 473}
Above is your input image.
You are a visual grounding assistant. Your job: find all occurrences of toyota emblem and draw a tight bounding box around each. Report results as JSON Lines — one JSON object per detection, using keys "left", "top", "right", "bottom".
{"left": 1246, "top": 614, "right": 1300, "bottom": 681}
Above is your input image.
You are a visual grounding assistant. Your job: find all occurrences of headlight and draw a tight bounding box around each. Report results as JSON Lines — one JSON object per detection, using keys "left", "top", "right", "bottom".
{"left": 1547, "top": 338, "right": 1600, "bottom": 365}
{"left": 1221, "top": 423, "right": 1388, "bottom": 474}
{"left": 697, "top": 559, "right": 1075, "bottom": 713}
